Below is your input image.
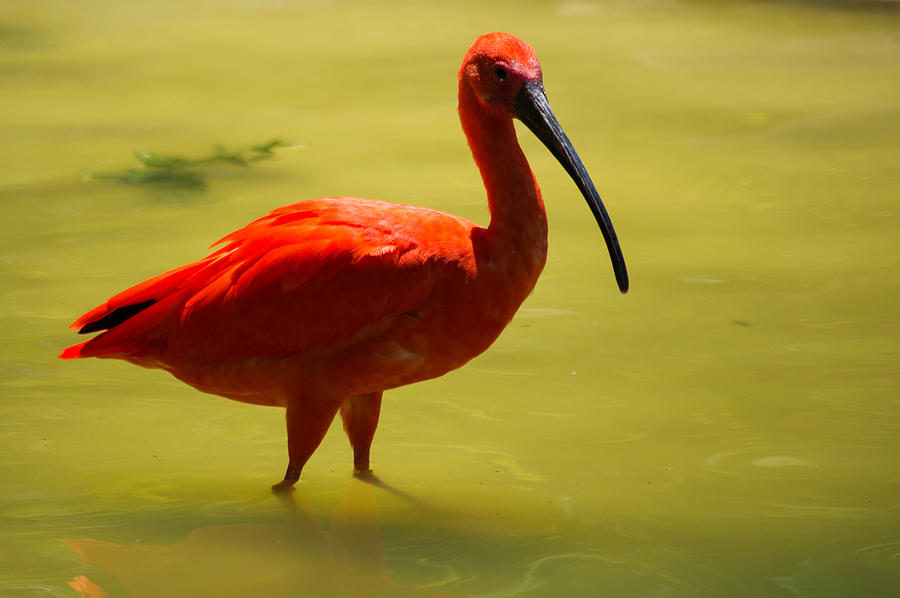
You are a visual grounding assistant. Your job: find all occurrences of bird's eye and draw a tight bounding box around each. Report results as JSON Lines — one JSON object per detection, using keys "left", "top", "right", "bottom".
{"left": 493, "top": 65, "right": 508, "bottom": 81}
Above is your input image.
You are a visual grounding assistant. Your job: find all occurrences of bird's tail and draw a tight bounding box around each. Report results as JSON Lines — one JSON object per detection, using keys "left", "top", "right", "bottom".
{"left": 59, "top": 260, "right": 209, "bottom": 360}
{"left": 59, "top": 341, "right": 90, "bottom": 360}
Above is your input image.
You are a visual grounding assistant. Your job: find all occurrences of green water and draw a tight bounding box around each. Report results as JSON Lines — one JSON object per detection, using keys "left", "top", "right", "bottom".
{"left": 2, "top": 0, "right": 899, "bottom": 596}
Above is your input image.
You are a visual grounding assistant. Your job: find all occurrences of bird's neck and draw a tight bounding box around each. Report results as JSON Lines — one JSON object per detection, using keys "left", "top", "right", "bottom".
{"left": 458, "top": 84, "right": 548, "bottom": 254}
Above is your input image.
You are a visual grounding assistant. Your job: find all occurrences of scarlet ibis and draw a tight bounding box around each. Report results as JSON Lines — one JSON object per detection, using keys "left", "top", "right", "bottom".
{"left": 60, "top": 32, "right": 628, "bottom": 491}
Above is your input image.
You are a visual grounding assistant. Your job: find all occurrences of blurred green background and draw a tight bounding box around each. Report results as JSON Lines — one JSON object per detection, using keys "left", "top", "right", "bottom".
{"left": 1, "top": 0, "right": 898, "bottom": 596}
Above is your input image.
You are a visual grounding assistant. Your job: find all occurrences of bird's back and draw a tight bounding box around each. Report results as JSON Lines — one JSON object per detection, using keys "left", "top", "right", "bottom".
{"left": 61, "top": 197, "right": 483, "bottom": 372}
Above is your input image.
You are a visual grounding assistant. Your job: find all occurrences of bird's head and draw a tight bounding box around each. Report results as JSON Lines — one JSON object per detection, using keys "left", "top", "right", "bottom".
{"left": 460, "top": 32, "right": 542, "bottom": 118}
{"left": 460, "top": 32, "right": 629, "bottom": 294}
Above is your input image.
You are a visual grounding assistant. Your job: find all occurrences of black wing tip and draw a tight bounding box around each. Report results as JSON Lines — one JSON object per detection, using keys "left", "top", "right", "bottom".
{"left": 77, "top": 299, "right": 158, "bottom": 334}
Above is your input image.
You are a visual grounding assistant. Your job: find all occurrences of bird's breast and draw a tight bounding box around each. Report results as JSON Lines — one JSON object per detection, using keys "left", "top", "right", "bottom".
{"left": 349, "top": 243, "right": 547, "bottom": 392}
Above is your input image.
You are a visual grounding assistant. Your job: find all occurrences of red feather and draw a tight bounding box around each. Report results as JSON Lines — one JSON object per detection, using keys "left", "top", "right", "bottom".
{"left": 63, "top": 198, "right": 478, "bottom": 364}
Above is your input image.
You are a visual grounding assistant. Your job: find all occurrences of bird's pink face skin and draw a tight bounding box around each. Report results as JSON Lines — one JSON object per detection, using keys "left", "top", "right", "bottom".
{"left": 461, "top": 33, "right": 543, "bottom": 117}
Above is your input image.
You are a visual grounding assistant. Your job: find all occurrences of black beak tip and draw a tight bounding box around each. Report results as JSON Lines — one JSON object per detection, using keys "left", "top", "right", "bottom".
{"left": 613, "top": 256, "right": 629, "bottom": 294}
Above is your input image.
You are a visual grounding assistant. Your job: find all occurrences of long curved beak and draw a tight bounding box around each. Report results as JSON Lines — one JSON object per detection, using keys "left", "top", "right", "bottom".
{"left": 513, "top": 81, "right": 629, "bottom": 294}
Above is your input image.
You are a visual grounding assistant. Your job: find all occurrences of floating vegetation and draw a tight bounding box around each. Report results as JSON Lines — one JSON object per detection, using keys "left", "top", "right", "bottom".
{"left": 0, "top": 25, "right": 48, "bottom": 51}
{"left": 86, "top": 139, "right": 294, "bottom": 190}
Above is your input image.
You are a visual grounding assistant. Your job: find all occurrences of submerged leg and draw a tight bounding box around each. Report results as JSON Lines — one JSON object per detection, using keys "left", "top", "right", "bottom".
{"left": 339, "top": 391, "right": 383, "bottom": 474}
{"left": 272, "top": 397, "right": 343, "bottom": 493}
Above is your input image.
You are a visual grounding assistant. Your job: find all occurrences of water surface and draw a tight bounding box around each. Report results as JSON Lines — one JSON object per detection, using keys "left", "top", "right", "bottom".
{"left": 1, "top": 0, "right": 899, "bottom": 596}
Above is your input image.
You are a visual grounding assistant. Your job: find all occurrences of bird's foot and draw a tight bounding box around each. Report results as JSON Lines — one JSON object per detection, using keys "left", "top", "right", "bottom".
{"left": 271, "top": 464, "right": 302, "bottom": 493}
{"left": 271, "top": 479, "right": 296, "bottom": 494}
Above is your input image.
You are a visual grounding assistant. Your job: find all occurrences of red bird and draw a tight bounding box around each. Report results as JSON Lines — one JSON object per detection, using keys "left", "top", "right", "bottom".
{"left": 60, "top": 32, "right": 628, "bottom": 492}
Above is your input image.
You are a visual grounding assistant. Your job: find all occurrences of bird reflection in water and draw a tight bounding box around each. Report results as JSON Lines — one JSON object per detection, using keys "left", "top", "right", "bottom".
{"left": 64, "top": 477, "right": 459, "bottom": 598}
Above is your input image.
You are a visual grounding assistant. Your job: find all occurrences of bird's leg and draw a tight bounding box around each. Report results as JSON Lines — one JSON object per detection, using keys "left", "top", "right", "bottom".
{"left": 339, "top": 391, "right": 383, "bottom": 475}
{"left": 272, "top": 398, "right": 342, "bottom": 493}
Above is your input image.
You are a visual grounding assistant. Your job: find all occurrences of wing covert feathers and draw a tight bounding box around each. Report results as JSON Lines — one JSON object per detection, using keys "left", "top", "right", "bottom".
{"left": 60, "top": 198, "right": 478, "bottom": 363}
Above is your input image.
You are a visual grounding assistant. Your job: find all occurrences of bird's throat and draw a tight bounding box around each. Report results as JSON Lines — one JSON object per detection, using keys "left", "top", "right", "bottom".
{"left": 457, "top": 83, "right": 548, "bottom": 263}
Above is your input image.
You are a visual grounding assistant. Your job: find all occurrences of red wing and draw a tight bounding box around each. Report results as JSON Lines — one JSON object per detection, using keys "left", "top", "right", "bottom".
{"left": 61, "top": 198, "right": 477, "bottom": 362}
